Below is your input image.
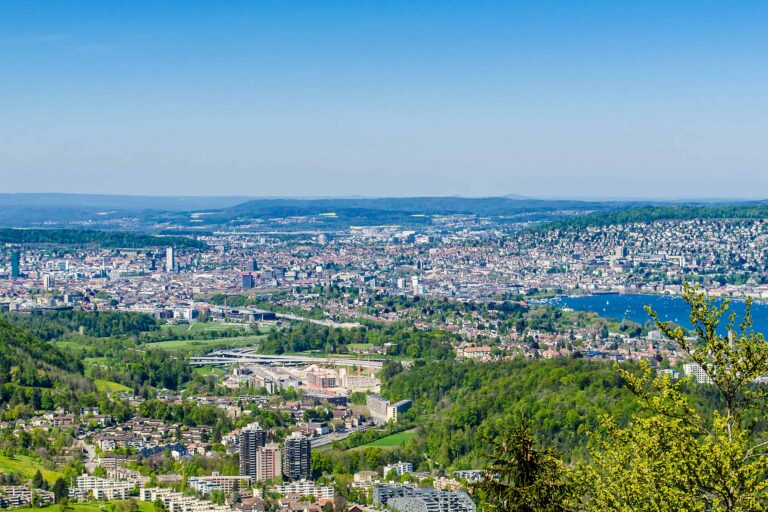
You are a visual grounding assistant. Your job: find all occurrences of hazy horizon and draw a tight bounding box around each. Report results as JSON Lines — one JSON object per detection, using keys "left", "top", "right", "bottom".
{"left": 3, "top": 1, "right": 768, "bottom": 198}
{"left": 0, "top": 192, "right": 765, "bottom": 203}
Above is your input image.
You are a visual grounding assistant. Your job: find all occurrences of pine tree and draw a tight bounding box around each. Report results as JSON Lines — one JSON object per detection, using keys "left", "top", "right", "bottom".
{"left": 474, "top": 419, "right": 578, "bottom": 512}
{"left": 52, "top": 478, "right": 68, "bottom": 501}
{"left": 31, "top": 469, "right": 45, "bottom": 490}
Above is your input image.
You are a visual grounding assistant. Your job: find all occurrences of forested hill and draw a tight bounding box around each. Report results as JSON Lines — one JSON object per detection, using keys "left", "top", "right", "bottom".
{"left": 4, "top": 310, "right": 160, "bottom": 340}
{"left": 226, "top": 196, "right": 613, "bottom": 216}
{"left": 381, "top": 358, "right": 641, "bottom": 467}
{"left": 0, "top": 228, "right": 205, "bottom": 248}
{"left": 0, "top": 316, "right": 94, "bottom": 409}
{"left": 533, "top": 202, "right": 768, "bottom": 231}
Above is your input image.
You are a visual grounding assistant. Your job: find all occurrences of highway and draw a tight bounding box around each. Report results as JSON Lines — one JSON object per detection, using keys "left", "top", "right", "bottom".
{"left": 189, "top": 350, "right": 385, "bottom": 369}
{"left": 275, "top": 312, "right": 361, "bottom": 329}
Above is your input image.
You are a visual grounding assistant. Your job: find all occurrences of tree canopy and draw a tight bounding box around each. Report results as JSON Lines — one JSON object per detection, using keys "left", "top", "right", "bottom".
{"left": 478, "top": 284, "right": 768, "bottom": 511}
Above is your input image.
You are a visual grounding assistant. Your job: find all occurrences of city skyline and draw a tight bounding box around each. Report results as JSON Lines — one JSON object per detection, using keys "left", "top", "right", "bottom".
{"left": 2, "top": 2, "right": 766, "bottom": 509}
{"left": 2, "top": 1, "right": 768, "bottom": 198}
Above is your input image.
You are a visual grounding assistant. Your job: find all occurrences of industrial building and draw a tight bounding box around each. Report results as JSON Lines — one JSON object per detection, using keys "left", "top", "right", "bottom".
{"left": 366, "top": 394, "right": 412, "bottom": 423}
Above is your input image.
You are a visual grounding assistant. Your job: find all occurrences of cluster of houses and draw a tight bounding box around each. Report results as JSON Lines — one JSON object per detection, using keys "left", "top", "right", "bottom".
{"left": 93, "top": 417, "right": 209, "bottom": 457}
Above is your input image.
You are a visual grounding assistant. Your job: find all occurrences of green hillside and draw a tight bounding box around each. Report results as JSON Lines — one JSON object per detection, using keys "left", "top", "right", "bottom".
{"left": 0, "top": 317, "right": 94, "bottom": 411}
{"left": 533, "top": 202, "right": 768, "bottom": 231}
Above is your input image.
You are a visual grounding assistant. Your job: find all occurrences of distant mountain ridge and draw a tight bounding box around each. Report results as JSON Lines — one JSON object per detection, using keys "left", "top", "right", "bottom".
{"left": 0, "top": 193, "right": 253, "bottom": 211}
{"left": 0, "top": 194, "right": 765, "bottom": 233}
{"left": 0, "top": 194, "right": 623, "bottom": 231}
{"left": 225, "top": 196, "right": 615, "bottom": 215}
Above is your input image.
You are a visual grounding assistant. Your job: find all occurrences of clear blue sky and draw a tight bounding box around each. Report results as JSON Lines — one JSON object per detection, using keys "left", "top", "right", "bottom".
{"left": 2, "top": 1, "right": 767, "bottom": 198}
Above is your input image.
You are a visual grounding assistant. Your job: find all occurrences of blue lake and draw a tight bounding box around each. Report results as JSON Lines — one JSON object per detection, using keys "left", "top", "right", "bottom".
{"left": 550, "top": 294, "right": 768, "bottom": 334}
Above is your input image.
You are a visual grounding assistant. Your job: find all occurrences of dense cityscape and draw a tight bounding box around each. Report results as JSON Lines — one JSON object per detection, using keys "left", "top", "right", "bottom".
{"left": 2, "top": 200, "right": 768, "bottom": 512}
{"left": 4, "top": 0, "right": 768, "bottom": 509}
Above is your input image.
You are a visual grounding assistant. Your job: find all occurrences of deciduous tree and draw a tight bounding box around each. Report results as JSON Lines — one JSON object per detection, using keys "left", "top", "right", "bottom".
{"left": 587, "top": 284, "right": 768, "bottom": 511}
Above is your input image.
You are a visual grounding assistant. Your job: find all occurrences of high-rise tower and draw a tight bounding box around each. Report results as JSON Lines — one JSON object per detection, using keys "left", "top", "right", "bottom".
{"left": 10, "top": 251, "right": 20, "bottom": 279}
{"left": 165, "top": 247, "right": 175, "bottom": 272}
{"left": 283, "top": 432, "right": 311, "bottom": 480}
{"left": 239, "top": 424, "right": 268, "bottom": 477}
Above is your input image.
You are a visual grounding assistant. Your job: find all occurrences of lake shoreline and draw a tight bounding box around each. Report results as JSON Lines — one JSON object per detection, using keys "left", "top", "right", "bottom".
{"left": 549, "top": 293, "right": 768, "bottom": 333}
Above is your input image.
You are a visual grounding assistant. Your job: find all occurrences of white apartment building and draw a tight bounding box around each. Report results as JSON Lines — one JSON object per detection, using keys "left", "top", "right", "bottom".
{"left": 187, "top": 475, "right": 251, "bottom": 495}
{"left": 683, "top": 362, "right": 714, "bottom": 384}
{"left": 107, "top": 467, "right": 150, "bottom": 486}
{"left": 70, "top": 475, "right": 134, "bottom": 501}
{"left": 140, "top": 487, "right": 230, "bottom": 512}
{"left": 384, "top": 462, "right": 414, "bottom": 477}
{"left": 272, "top": 480, "right": 334, "bottom": 499}
{"left": 0, "top": 486, "right": 55, "bottom": 507}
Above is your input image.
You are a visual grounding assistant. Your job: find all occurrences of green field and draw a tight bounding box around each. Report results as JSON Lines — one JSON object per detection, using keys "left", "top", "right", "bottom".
{"left": 55, "top": 329, "right": 268, "bottom": 356}
{"left": 159, "top": 322, "right": 252, "bottom": 336}
{"left": 0, "top": 454, "right": 64, "bottom": 481}
{"left": 81, "top": 357, "right": 110, "bottom": 365}
{"left": 192, "top": 366, "right": 227, "bottom": 377}
{"left": 54, "top": 340, "right": 87, "bottom": 351}
{"left": 360, "top": 429, "right": 418, "bottom": 448}
{"left": 144, "top": 334, "right": 266, "bottom": 354}
{"left": 94, "top": 379, "right": 132, "bottom": 393}
{"left": 19, "top": 500, "right": 155, "bottom": 512}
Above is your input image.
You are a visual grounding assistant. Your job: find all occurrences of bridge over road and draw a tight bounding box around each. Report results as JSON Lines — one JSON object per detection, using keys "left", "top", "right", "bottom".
{"left": 189, "top": 350, "right": 386, "bottom": 369}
